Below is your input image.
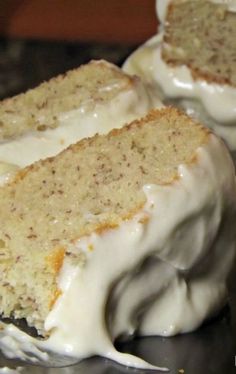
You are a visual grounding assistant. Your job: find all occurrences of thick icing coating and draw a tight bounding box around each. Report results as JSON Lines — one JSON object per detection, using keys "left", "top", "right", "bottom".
{"left": 156, "top": 0, "right": 172, "bottom": 23}
{"left": 0, "top": 134, "right": 235, "bottom": 370}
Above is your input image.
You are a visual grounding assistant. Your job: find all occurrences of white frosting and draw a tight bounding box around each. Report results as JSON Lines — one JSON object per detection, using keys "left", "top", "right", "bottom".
{"left": 152, "top": 40, "right": 236, "bottom": 125}
{"left": 156, "top": 0, "right": 172, "bottom": 23}
{"left": 123, "top": 32, "right": 236, "bottom": 149}
{"left": 177, "top": 97, "right": 236, "bottom": 151}
{"left": 0, "top": 77, "right": 162, "bottom": 172}
{"left": 0, "top": 134, "right": 235, "bottom": 370}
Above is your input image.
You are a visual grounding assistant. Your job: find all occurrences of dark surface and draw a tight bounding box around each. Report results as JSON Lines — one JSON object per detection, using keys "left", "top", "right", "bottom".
{"left": 1, "top": 303, "right": 236, "bottom": 373}
{"left": 0, "top": 38, "right": 236, "bottom": 373}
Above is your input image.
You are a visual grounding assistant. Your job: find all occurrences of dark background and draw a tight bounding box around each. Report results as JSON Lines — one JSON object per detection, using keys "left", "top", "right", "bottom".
{"left": 0, "top": 0, "right": 157, "bottom": 100}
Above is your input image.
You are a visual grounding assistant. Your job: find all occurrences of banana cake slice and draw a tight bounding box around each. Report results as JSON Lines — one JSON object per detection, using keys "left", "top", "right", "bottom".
{"left": 0, "top": 108, "right": 235, "bottom": 369}
{"left": 0, "top": 59, "right": 161, "bottom": 176}
{"left": 162, "top": 0, "right": 236, "bottom": 87}
{"left": 123, "top": 0, "right": 236, "bottom": 151}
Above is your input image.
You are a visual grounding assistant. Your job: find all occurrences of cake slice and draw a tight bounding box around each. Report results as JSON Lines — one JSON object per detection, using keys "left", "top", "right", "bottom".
{"left": 162, "top": 0, "right": 236, "bottom": 86}
{"left": 0, "top": 59, "right": 161, "bottom": 173}
{"left": 0, "top": 108, "right": 235, "bottom": 368}
{"left": 123, "top": 0, "right": 236, "bottom": 151}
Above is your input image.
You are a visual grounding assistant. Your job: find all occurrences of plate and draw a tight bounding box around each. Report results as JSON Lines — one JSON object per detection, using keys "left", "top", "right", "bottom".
{"left": 1, "top": 274, "right": 236, "bottom": 374}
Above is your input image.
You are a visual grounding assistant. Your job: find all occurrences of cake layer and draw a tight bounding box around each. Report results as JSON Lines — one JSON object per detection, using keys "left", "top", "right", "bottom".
{"left": 162, "top": 0, "right": 236, "bottom": 86}
{"left": 0, "top": 108, "right": 235, "bottom": 370}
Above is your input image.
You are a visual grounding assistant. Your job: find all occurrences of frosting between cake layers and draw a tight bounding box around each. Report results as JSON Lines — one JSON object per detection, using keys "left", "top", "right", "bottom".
{"left": 0, "top": 134, "right": 235, "bottom": 370}
{"left": 0, "top": 76, "right": 162, "bottom": 172}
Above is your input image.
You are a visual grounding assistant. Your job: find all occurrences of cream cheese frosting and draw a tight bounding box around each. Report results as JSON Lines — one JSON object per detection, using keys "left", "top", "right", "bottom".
{"left": 0, "top": 134, "right": 235, "bottom": 370}
{"left": 123, "top": 1, "right": 236, "bottom": 150}
{"left": 156, "top": 0, "right": 172, "bottom": 23}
